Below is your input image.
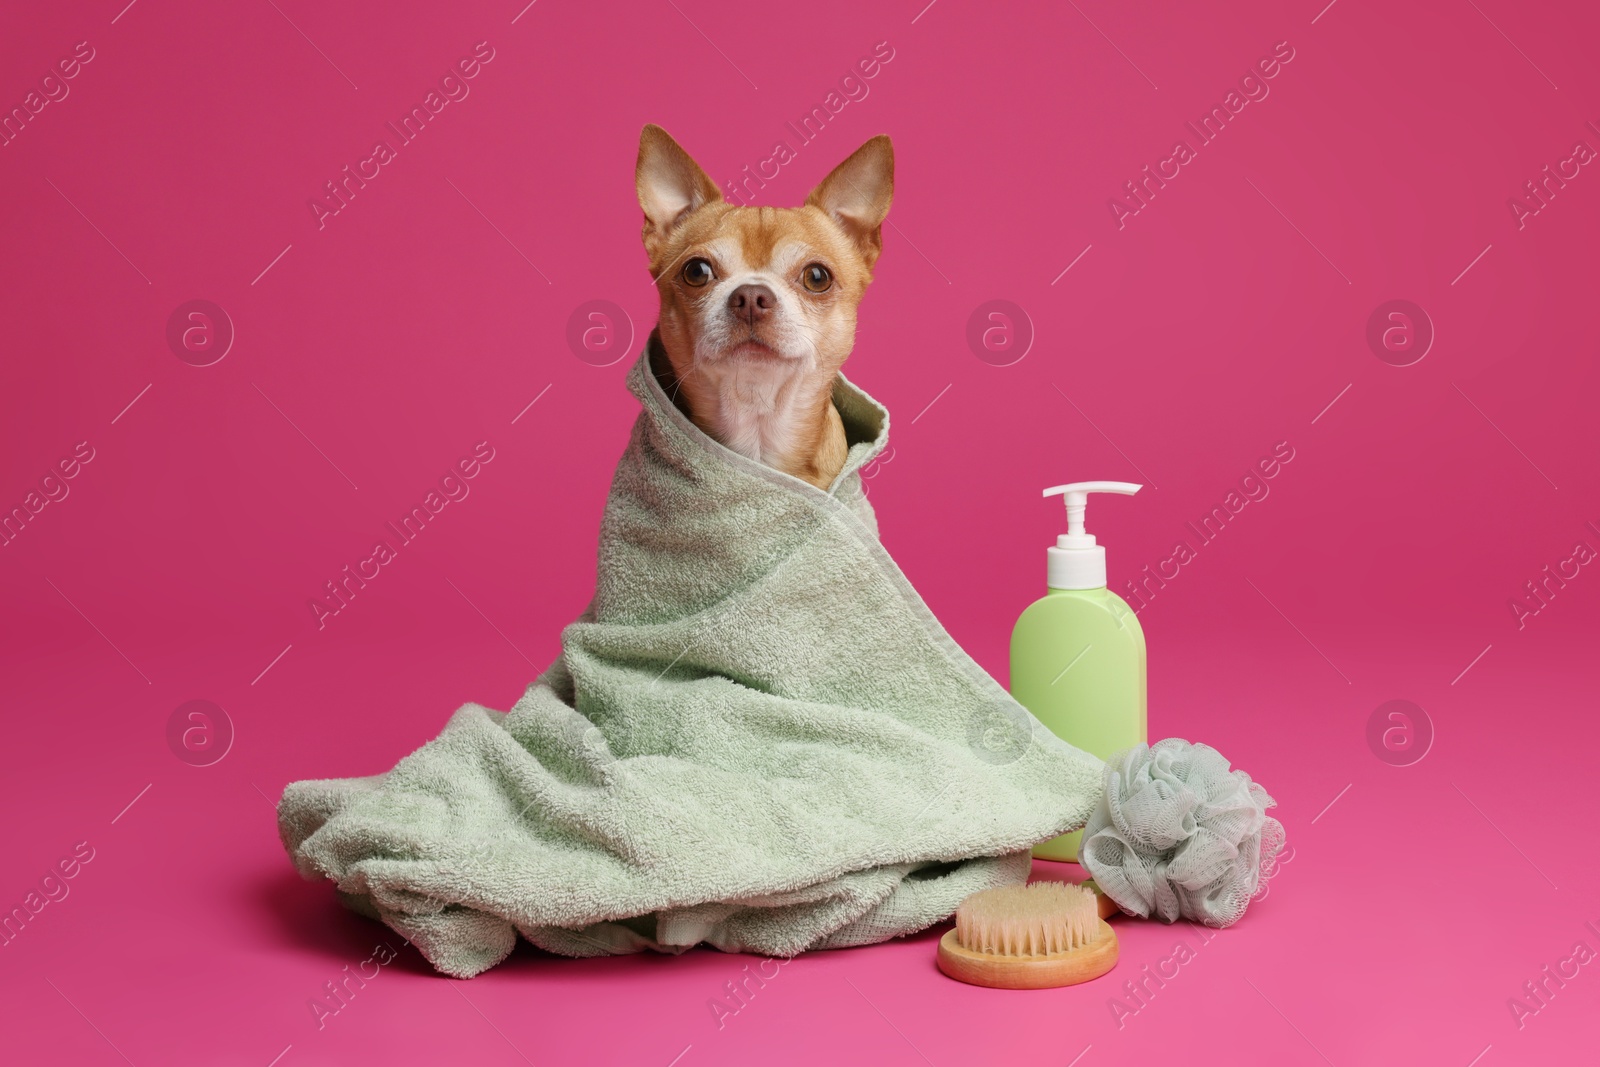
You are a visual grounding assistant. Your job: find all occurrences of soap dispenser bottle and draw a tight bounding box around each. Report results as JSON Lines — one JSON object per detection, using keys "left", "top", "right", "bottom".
{"left": 1011, "top": 481, "right": 1147, "bottom": 862}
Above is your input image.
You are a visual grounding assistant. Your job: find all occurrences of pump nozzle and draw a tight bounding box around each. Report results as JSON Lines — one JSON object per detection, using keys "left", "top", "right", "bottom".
{"left": 1041, "top": 481, "right": 1142, "bottom": 589}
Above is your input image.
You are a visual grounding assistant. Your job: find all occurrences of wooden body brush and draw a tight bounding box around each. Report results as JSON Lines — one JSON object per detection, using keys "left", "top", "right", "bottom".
{"left": 936, "top": 882, "right": 1118, "bottom": 989}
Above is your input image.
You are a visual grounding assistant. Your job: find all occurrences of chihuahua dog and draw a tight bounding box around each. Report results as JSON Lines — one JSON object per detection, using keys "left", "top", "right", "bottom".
{"left": 634, "top": 124, "right": 893, "bottom": 489}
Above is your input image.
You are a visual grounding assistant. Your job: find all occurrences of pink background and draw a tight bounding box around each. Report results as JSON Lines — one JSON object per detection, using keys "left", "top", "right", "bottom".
{"left": 3, "top": 0, "right": 1597, "bottom": 1064}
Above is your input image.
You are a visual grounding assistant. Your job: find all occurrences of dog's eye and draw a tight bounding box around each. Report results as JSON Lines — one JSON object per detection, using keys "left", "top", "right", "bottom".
{"left": 682, "top": 258, "right": 715, "bottom": 287}
{"left": 801, "top": 264, "right": 832, "bottom": 293}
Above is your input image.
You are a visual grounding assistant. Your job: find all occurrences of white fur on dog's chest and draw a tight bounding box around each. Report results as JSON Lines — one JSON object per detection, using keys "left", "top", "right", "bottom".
{"left": 702, "top": 361, "right": 823, "bottom": 467}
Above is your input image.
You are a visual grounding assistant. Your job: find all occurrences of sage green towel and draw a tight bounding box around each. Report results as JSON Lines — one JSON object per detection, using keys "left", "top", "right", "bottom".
{"left": 277, "top": 346, "right": 1105, "bottom": 978}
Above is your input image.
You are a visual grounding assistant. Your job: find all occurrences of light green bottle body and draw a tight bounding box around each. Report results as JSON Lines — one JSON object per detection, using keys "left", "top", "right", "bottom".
{"left": 1010, "top": 586, "right": 1147, "bottom": 862}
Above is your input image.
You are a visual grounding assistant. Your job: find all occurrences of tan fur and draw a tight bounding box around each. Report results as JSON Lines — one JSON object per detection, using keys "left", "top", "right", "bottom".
{"left": 635, "top": 125, "right": 893, "bottom": 489}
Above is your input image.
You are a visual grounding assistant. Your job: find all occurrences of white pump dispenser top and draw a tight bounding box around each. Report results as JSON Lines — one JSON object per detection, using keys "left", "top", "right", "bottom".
{"left": 1042, "top": 481, "right": 1142, "bottom": 589}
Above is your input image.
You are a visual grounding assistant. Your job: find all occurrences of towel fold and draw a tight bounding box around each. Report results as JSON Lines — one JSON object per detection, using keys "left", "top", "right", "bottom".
{"left": 278, "top": 345, "right": 1105, "bottom": 977}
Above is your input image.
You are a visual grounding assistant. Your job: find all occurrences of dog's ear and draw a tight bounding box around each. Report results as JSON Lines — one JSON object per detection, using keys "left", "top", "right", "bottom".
{"left": 805, "top": 135, "right": 894, "bottom": 269}
{"left": 636, "top": 125, "right": 722, "bottom": 259}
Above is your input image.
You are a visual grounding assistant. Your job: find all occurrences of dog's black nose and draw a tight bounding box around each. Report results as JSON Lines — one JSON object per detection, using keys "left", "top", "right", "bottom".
{"left": 727, "top": 283, "right": 777, "bottom": 324}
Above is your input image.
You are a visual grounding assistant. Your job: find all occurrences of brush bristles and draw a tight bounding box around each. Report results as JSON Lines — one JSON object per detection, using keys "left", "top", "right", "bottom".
{"left": 954, "top": 883, "right": 1101, "bottom": 957}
